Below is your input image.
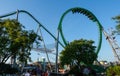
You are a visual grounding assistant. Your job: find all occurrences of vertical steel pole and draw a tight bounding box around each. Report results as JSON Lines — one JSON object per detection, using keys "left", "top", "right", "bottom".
{"left": 55, "top": 29, "right": 59, "bottom": 73}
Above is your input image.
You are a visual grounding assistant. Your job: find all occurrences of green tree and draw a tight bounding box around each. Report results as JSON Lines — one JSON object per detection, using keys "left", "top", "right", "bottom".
{"left": 60, "top": 39, "right": 97, "bottom": 76}
{"left": 59, "top": 39, "right": 97, "bottom": 75}
{"left": 106, "top": 65, "right": 120, "bottom": 76}
{"left": 112, "top": 15, "right": 120, "bottom": 35}
{"left": 0, "top": 19, "right": 41, "bottom": 63}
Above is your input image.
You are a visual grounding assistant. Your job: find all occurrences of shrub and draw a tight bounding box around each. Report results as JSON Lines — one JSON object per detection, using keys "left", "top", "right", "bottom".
{"left": 106, "top": 65, "right": 120, "bottom": 76}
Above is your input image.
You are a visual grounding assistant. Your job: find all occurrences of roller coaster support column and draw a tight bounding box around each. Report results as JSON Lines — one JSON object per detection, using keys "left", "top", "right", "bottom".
{"left": 55, "top": 29, "right": 59, "bottom": 73}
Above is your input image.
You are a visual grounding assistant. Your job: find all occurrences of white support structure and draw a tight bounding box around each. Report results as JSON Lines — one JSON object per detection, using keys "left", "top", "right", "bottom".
{"left": 102, "top": 28, "right": 120, "bottom": 62}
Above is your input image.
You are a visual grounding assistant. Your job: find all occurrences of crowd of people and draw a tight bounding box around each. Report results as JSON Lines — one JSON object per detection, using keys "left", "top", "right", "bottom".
{"left": 23, "top": 65, "right": 49, "bottom": 76}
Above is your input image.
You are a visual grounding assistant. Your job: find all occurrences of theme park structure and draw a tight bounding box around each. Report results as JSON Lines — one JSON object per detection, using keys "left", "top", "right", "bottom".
{"left": 0, "top": 7, "right": 120, "bottom": 72}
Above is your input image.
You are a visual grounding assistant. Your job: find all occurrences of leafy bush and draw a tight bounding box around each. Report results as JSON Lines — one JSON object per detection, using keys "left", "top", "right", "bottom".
{"left": 106, "top": 65, "right": 120, "bottom": 76}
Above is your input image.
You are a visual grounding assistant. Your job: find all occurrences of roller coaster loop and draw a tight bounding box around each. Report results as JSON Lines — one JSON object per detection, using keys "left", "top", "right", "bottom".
{"left": 58, "top": 7, "right": 103, "bottom": 55}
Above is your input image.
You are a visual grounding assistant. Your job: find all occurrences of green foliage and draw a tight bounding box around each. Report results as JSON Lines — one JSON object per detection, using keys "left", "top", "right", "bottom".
{"left": 69, "top": 65, "right": 83, "bottom": 75}
{"left": 112, "top": 15, "right": 120, "bottom": 35}
{"left": 106, "top": 65, "right": 120, "bottom": 76}
{"left": 0, "top": 19, "right": 41, "bottom": 63}
{"left": 60, "top": 39, "right": 97, "bottom": 66}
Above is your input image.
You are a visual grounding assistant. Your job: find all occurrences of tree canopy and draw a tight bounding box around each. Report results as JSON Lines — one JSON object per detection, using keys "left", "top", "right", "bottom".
{"left": 0, "top": 19, "right": 41, "bottom": 63}
{"left": 113, "top": 15, "right": 120, "bottom": 35}
{"left": 59, "top": 39, "right": 97, "bottom": 66}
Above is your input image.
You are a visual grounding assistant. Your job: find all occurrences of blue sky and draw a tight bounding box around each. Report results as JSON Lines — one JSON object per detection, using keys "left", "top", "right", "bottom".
{"left": 0, "top": 0, "right": 120, "bottom": 62}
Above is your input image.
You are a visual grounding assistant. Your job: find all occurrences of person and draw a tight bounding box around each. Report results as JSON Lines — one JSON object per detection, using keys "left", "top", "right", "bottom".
{"left": 31, "top": 69, "right": 37, "bottom": 76}
{"left": 24, "top": 70, "right": 31, "bottom": 76}
{"left": 82, "top": 67, "right": 90, "bottom": 75}
{"left": 44, "top": 70, "right": 49, "bottom": 76}
{"left": 36, "top": 65, "right": 42, "bottom": 76}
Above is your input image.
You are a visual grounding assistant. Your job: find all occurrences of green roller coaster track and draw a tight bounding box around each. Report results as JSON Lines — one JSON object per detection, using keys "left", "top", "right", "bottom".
{"left": 58, "top": 7, "right": 103, "bottom": 55}
{"left": 0, "top": 7, "right": 103, "bottom": 55}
